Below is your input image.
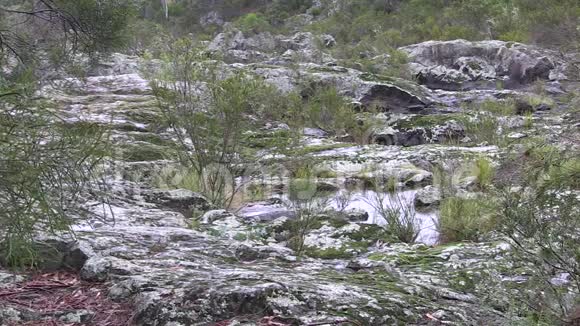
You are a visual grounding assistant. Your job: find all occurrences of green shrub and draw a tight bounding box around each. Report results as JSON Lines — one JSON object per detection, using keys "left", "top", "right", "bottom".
{"left": 302, "top": 85, "right": 355, "bottom": 136}
{"left": 153, "top": 39, "right": 281, "bottom": 208}
{"left": 498, "top": 30, "right": 529, "bottom": 43}
{"left": 234, "top": 13, "right": 271, "bottom": 33}
{"left": 0, "top": 108, "right": 109, "bottom": 268}
{"left": 492, "top": 145, "right": 580, "bottom": 323}
{"left": 119, "top": 143, "right": 168, "bottom": 162}
{"left": 438, "top": 197, "right": 493, "bottom": 243}
{"left": 472, "top": 157, "right": 495, "bottom": 191}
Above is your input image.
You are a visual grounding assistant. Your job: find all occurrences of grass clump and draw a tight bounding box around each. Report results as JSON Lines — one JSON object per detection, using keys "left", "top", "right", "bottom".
{"left": 437, "top": 197, "right": 494, "bottom": 243}
{"left": 472, "top": 157, "right": 495, "bottom": 191}
{"left": 233, "top": 13, "right": 271, "bottom": 34}
{"left": 367, "top": 191, "right": 420, "bottom": 244}
{"left": 461, "top": 114, "right": 507, "bottom": 147}
{"left": 119, "top": 143, "right": 168, "bottom": 162}
{"left": 303, "top": 246, "right": 353, "bottom": 259}
{"left": 152, "top": 166, "right": 203, "bottom": 193}
{"left": 475, "top": 99, "right": 516, "bottom": 116}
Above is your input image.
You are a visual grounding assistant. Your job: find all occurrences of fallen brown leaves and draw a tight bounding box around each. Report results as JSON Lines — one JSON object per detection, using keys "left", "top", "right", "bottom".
{"left": 0, "top": 271, "right": 133, "bottom": 326}
{"left": 215, "top": 316, "right": 359, "bottom": 326}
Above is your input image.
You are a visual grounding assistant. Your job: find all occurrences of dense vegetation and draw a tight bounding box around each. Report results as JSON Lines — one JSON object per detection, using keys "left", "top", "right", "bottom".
{"left": 0, "top": 0, "right": 578, "bottom": 324}
{"left": 0, "top": 0, "right": 134, "bottom": 266}
{"left": 130, "top": 0, "right": 579, "bottom": 50}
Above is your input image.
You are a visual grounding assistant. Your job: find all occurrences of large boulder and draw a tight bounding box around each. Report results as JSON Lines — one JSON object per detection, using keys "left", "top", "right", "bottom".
{"left": 360, "top": 84, "right": 429, "bottom": 113}
{"left": 400, "top": 40, "right": 566, "bottom": 90}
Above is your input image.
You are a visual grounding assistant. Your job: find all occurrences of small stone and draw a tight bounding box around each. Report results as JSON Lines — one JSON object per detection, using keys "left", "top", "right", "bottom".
{"left": 80, "top": 256, "right": 112, "bottom": 282}
{"left": 59, "top": 310, "right": 94, "bottom": 324}
{"left": 0, "top": 272, "right": 24, "bottom": 288}
{"left": 345, "top": 209, "right": 369, "bottom": 222}
{"left": 508, "top": 132, "right": 527, "bottom": 139}
{"left": 200, "top": 209, "right": 233, "bottom": 224}
{"left": 431, "top": 309, "right": 446, "bottom": 319}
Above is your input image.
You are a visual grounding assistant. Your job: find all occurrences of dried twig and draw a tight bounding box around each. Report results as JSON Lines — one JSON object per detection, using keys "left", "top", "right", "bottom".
{"left": 0, "top": 272, "right": 133, "bottom": 326}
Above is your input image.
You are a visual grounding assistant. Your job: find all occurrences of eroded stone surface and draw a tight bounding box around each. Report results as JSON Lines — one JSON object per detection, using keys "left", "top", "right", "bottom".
{"left": 2, "top": 32, "right": 578, "bottom": 325}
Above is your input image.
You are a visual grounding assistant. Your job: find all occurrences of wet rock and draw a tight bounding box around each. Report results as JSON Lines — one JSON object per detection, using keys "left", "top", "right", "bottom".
{"left": 374, "top": 119, "right": 465, "bottom": 147}
{"left": 507, "top": 132, "right": 527, "bottom": 139}
{"left": 63, "top": 242, "right": 94, "bottom": 271}
{"left": 237, "top": 201, "right": 295, "bottom": 222}
{"left": 144, "top": 189, "right": 211, "bottom": 213}
{"left": 88, "top": 53, "right": 142, "bottom": 76}
{"left": 397, "top": 129, "right": 431, "bottom": 147}
{"left": 536, "top": 103, "right": 552, "bottom": 111}
{"left": 80, "top": 256, "right": 112, "bottom": 282}
{"left": 200, "top": 11, "right": 224, "bottom": 26}
{"left": 234, "top": 243, "right": 295, "bottom": 262}
{"left": 19, "top": 39, "right": 556, "bottom": 325}
{"left": 414, "top": 186, "right": 441, "bottom": 208}
{"left": 320, "top": 34, "right": 336, "bottom": 48}
{"left": 316, "top": 180, "right": 340, "bottom": 192}
{"left": 0, "top": 239, "right": 91, "bottom": 272}
{"left": 432, "top": 120, "right": 466, "bottom": 142}
{"left": 372, "top": 127, "right": 396, "bottom": 145}
{"left": 360, "top": 84, "right": 428, "bottom": 113}
{"left": 303, "top": 127, "right": 327, "bottom": 137}
{"left": 346, "top": 257, "right": 389, "bottom": 271}
{"left": 208, "top": 29, "right": 277, "bottom": 62}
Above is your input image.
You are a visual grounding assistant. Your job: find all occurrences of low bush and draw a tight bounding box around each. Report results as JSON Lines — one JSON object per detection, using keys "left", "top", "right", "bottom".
{"left": 472, "top": 157, "right": 495, "bottom": 191}
{"left": 437, "top": 197, "right": 493, "bottom": 243}
{"left": 492, "top": 145, "right": 580, "bottom": 323}
{"left": 234, "top": 13, "right": 271, "bottom": 34}
{"left": 475, "top": 99, "right": 516, "bottom": 116}
{"left": 462, "top": 114, "right": 506, "bottom": 147}
{"left": 368, "top": 192, "right": 420, "bottom": 244}
{"left": 302, "top": 84, "right": 355, "bottom": 136}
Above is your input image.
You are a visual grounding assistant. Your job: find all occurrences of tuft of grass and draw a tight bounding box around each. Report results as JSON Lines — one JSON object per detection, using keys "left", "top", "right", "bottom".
{"left": 524, "top": 94, "right": 555, "bottom": 108}
{"left": 304, "top": 246, "right": 353, "bottom": 259}
{"left": 152, "top": 166, "right": 202, "bottom": 193}
{"left": 437, "top": 197, "right": 493, "bottom": 243}
{"left": 119, "top": 143, "right": 168, "bottom": 162}
{"left": 316, "top": 169, "right": 338, "bottom": 178}
{"left": 523, "top": 112, "right": 534, "bottom": 129}
{"left": 433, "top": 161, "right": 468, "bottom": 199}
{"left": 461, "top": 114, "right": 507, "bottom": 147}
{"left": 472, "top": 157, "right": 494, "bottom": 191}
{"left": 475, "top": 99, "right": 516, "bottom": 116}
{"left": 367, "top": 193, "right": 419, "bottom": 244}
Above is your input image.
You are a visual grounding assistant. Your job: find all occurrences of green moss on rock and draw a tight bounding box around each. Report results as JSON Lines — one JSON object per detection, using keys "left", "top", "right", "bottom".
{"left": 119, "top": 143, "right": 170, "bottom": 162}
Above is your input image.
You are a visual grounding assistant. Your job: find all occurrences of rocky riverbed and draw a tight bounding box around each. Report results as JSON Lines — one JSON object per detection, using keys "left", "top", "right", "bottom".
{"left": 1, "top": 28, "right": 579, "bottom": 325}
